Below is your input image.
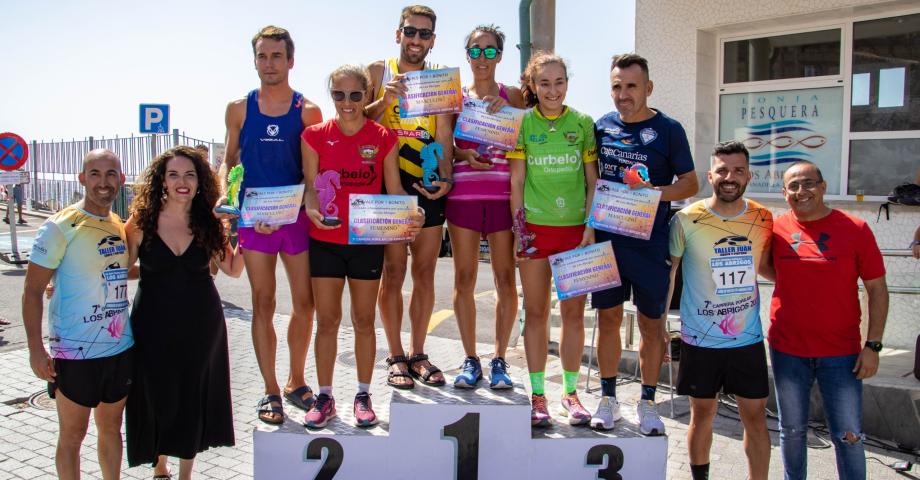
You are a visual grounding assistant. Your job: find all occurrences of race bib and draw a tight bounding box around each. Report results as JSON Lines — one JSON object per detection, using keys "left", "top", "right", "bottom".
{"left": 709, "top": 255, "right": 755, "bottom": 296}
{"left": 103, "top": 268, "right": 129, "bottom": 311}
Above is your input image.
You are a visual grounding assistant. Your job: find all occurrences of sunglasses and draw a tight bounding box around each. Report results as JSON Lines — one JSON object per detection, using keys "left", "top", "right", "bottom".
{"left": 467, "top": 47, "right": 501, "bottom": 59}
{"left": 331, "top": 90, "right": 365, "bottom": 102}
{"left": 400, "top": 26, "right": 434, "bottom": 40}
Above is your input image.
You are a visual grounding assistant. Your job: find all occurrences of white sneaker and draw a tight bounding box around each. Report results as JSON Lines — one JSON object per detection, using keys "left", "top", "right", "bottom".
{"left": 590, "top": 396, "right": 622, "bottom": 430}
{"left": 637, "top": 399, "right": 665, "bottom": 436}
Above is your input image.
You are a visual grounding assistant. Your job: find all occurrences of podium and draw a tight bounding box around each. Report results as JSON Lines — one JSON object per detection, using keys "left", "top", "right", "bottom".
{"left": 254, "top": 382, "right": 667, "bottom": 479}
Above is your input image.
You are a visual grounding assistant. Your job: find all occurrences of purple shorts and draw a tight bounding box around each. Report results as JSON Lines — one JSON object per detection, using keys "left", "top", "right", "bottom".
{"left": 238, "top": 209, "right": 310, "bottom": 255}
{"left": 445, "top": 199, "right": 512, "bottom": 235}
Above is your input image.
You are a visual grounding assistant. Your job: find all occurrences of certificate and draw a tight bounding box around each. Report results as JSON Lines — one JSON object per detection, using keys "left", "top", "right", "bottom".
{"left": 549, "top": 241, "right": 621, "bottom": 301}
{"left": 348, "top": 194, "right": 418, "bottom": 244}
{"left": 587, "top": 179, "right": 661, "bottom": 240}
{"left": 453, "top": 98, "right": 526, "bottom": 150}
{"left": 399, "top": 67, "right": 463, "bottom": 118}
{"left": 239, "top": 184, "right": 305, "bottom": 227}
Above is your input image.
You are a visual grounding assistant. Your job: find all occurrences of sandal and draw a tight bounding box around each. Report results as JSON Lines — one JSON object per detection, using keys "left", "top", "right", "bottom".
{"left": 386, "top": 355, "right": 415, "bottom": 390}
{"left": 256, "top": 394, "right": 284, "bottom": 425}
{"left": 407, "top": 353, "right": 446, "bottom": 387}
{"left": 284, "top": 385, "right": 315, "bottom": 412}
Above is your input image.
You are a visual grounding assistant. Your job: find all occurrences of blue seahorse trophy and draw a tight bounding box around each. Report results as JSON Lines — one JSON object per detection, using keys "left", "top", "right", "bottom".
{"left": 419, "top": 142, "right": 443, "bottom": 192}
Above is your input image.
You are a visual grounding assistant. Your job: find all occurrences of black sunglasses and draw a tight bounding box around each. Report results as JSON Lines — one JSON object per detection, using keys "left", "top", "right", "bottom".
{"left": 400, "top": 26, "right": 434, "bottom": 40}
{"left": 331, "top": 90, "right": 365, "bottom": 102}
{"left": 467, "top": 47, "right": 501, "bottom": 59}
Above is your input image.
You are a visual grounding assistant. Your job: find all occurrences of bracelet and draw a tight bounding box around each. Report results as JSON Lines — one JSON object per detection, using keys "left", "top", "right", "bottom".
{"left": 440, "top": 177, "right": 454, "bottom": 186}
{"left": 911, "top": 240, "right": 920, "bottom": 248}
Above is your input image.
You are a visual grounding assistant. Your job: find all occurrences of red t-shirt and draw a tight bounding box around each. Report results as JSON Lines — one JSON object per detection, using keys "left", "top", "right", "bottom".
{"left": 768, "top": 209, "right": 885, "bottom": 357}
{"left": 301, "top": 119, "right": 397, "bottom": 244}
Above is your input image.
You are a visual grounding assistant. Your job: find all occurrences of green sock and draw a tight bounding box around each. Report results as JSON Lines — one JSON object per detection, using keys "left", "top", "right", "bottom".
{"left": 529, "top": 372, "right": 545, "bottom": 395}
{"left": 563, "top": 370, "right": 579, "bottom": 394}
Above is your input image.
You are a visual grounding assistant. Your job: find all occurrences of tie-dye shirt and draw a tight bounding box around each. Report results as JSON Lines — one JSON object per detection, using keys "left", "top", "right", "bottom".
{"left": 669, "top": 199, "right": 772, "bottom": 349}
{"left": 30, "top": 205, "right": 133, "bottom": 359}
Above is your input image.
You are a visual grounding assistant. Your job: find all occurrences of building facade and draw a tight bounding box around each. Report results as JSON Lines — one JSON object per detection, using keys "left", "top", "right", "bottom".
{"left": 636, "top": 0, "right": 919, "bottom": 348}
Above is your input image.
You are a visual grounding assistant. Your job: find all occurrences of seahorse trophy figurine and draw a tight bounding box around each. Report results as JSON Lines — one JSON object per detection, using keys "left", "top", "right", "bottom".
{"left": 215, "top": 164, "right": 245, "bottom": 215}
{"left": 315, "top": 170, "right": 342, "bottom": 226}
{"left": 419, "top": 142, "right": 443, "bottom": 192}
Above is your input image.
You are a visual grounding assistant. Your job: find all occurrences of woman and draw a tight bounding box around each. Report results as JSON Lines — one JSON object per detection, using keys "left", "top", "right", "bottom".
{"left": 508, "top": 52, "right": 598, "bottom": 428}
{"left": 448, "top": 24, "right": 526, "bottom": 390}
{"left": 125, "top": 146, "right": 244, "bottom": 479}
{"left": 301, "top": 64, "right": 420, "bottom": 428}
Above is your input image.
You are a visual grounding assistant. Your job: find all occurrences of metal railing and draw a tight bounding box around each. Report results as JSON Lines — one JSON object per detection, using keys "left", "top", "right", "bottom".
{"left": 26, "top": 130, "right": 213, "bottom": 212}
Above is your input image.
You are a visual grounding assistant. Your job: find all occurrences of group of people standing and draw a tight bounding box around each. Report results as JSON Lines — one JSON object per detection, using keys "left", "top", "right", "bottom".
{"left": 21, "top": 4, "right": 891, "bottom": 480}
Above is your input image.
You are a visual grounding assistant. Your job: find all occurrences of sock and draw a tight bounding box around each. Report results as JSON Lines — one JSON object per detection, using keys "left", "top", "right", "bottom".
{"left": 690, "top": 463, "right": 709, "bottom": 480}
{"left": 641, "top": 384, "right": 656, "bottom": 401}
{"left": 600, "top": 377, "right": 617, "bottom": 398}
{"left": 319, "top": 386, "right": 333, "bottom": 396}
{"left": 562, "top": 370, "right": 579, "bottom": 395}
{"left": 529, "top": 371, "right": 545, "bottom": 395}
{"left": 357, "top": 383, "right": 370, "bottom": 394}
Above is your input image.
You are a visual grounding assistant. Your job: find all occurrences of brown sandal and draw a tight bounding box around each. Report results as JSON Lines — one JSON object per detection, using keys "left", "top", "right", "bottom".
{"left": 407, "top": 353, "right": 446, "bottom": 387}
{"left": 386, "top": 355, "right": 415, "bottom": 390}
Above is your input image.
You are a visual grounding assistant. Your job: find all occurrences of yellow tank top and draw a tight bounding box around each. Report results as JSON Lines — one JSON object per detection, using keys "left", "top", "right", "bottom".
{"left": 375, "top": 57, "right": 439, "bottom": 179}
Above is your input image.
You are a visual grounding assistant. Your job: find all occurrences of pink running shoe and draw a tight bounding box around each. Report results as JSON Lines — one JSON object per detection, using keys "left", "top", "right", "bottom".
{"left": 560, "top": 392, "right": 591, "bottom": 426}
{"left": 353, "top": 392, "right": 379, "bottom": 427}
{"left": 304, "top": 393, "right": 336, "bottom": 429}
{"left": 531, "top": 394, "right": 551, "bottom": 428}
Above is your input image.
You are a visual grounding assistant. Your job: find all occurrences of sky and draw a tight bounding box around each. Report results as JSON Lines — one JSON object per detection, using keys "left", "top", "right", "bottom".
{"left": 0, "top": 0, "right": 635, "bottom": 145}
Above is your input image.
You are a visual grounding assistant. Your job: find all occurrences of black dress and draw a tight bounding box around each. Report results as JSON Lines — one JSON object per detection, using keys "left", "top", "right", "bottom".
{"left": 126, "top": 234, "right": 234, "bottom": 466}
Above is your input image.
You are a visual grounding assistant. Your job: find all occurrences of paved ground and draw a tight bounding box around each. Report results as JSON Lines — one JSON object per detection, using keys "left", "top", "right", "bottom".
{"left": 1, "top": 309, "right": 916, "bottom": 479}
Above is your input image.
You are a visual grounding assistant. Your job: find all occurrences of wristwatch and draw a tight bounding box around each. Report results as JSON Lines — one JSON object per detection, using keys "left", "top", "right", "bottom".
{"left": 864, "top": 340, "right": 883, "bottom": 352}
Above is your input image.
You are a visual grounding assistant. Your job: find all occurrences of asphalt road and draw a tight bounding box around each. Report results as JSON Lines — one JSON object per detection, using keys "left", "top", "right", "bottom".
{"left": 0, "top": 224, "right": 511, "bottom": 362}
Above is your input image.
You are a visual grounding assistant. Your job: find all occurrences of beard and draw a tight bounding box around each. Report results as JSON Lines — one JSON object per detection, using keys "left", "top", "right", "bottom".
{"left": 400, "top": 44, "right": 430, "bottom": 66}
{"left": 715, "top": 181, "right": 746, "bottom": 203}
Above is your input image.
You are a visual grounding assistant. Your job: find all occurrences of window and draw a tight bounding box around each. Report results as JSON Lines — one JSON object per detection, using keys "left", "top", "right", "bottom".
{"left": 719, "top": 87, "right": 843, "bottom": 194}
{"left": 848, "top": 139, "right": 920, "bottom": 195}
{"left": 723, "top": 29, "right": 841, "bottom": 83}
{"left": 850, "top": 13, "right": 920, "bottom": 131}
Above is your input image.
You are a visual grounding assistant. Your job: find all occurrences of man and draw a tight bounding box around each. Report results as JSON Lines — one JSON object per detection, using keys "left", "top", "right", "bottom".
{"left": 5, "top": 183, "right": 26, "bottom": 224}
{"left": 216, "top": 25, "right": 322, "bottom": 423}
{"left": 590, "top": 53, "right": 698, "bottom": 434}
{"left": 768, "top": 161, "right": 888, "bottom": 480}
{"left": 23, "top": 149, "right": 133, "bottom": 480}
{"left": 366, "top": 5, "right": 454, "bottom": 388}
{"left": 668, "top": 141, "right": 772, "bottom": 480}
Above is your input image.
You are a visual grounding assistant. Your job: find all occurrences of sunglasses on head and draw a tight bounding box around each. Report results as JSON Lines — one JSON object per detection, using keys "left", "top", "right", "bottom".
{"left": 400, "top": 26, "right": 434, "bottom": 40}
{"left": 331, "top": 90, "right": 365, "bottom": 102}
{"left": 467, "top": 47, "right": 501, "bottom": 59}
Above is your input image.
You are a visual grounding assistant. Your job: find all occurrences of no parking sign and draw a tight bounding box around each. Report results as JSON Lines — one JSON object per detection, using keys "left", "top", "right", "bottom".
{"left": 0, "top": 132, "right": 29, "bottom": 172}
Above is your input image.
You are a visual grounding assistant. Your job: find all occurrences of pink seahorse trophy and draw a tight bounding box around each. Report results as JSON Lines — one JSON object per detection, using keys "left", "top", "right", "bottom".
{"left": 513, "top": 208, "right": 537, "bottom": 258}
{"left": 315, "top": 170, "right": 342, "bottom": 226}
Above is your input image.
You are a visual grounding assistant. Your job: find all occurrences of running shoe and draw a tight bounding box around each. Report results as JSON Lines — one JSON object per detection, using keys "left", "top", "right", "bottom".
{"left": 488, "top": 357, "right": 513, "bottom": 389}
{"left": 530, "top": 394, "right": 551, "bottom": 428}
{"left": 559, "top": 392, "right": 591, "bottom": 426}
{"left": 590, "top": 396, "right": 622, "bottom": 430}
{"left": 453, "top": 356, "right": 482, "bottom": 388}
{"left": 304, "top": 393, "right": 336, "bottom": 429}
{"left": 353, "top": 392, "right": 378, "bottom": 427}
{"left": 637, "top": 399, "right": 666, "bottom": 436}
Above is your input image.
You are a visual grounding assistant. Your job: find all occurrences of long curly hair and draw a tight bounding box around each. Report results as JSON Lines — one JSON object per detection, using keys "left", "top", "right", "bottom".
{"left": 521, "top": 51, "right": 568, "bottom": 108}
{"left": 131, "top": 145, "right": 226, "bottom": 260}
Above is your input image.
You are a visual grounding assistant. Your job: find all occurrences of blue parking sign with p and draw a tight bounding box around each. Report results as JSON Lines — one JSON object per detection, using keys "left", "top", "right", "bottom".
{"left": 139, "top": 104, "right": 170, "bottom": 134}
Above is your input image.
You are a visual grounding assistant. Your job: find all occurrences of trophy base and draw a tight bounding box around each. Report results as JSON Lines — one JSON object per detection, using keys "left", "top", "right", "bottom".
{"left": 321, "top": 217, "right": 342, "bottom": 227}
{"left": 423, "top": 185, "right": 440, "bottom": 193}
{"left": 516, "top": 246, "right": 539, "bottom": 259}
{"left": 215, "top": 205, "right": 241, "bottom": 216}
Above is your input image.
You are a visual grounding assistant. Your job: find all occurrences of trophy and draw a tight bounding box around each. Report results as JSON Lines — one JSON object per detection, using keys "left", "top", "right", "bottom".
{"left": 215, "top": 164, "right": 244, "bottom": 215}
{"left": 314, "top": 170, "right": 342, "bottom": 226}
{"left": 623, "top": 163, "right": 650, "bottom": 187}
{"left": 513, "top": 208, "right": 537, "bottom": 258}
{"left": 475, "top": 144, "right": 499, "bottom": 166}
{"left": 419, "top": 142, "right": 443, "bottom": 192}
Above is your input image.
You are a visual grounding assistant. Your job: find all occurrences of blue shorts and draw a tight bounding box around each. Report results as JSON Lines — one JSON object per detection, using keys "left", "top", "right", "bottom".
{"left": 590, "top": 232, "right": 671, "bottom": 318}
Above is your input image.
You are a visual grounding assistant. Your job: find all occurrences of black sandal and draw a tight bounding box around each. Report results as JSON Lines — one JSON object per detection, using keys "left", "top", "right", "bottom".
{"left": 386, "top": 355, "right": 415, "bottom": 390}
{"left": 256, "top": 394, "right": 284, "bottom": 425}
{"left": 407, "top": 353, "right": 446, "bottom": 387}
